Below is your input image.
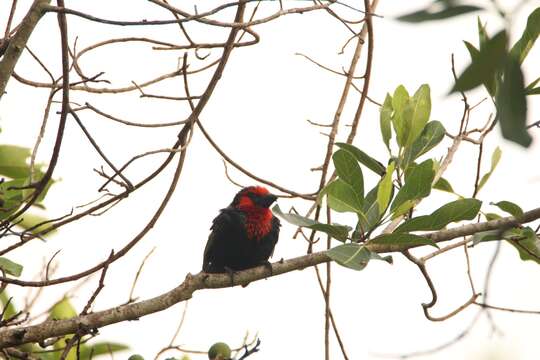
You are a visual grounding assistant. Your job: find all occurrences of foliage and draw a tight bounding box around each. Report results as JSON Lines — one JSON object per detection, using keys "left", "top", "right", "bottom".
{"left": 398, "top": 3, "right": 540, "bottom": 147}
{"left": 0, "top": 139, "right": 58, "bottom": 277}
{"left": 0, "top": 136, "right": 125, "bottom": 358}
{"left": 276, "top": 3, "right": 540, "bottom": 272}
{"left": 276, "top": 80, "right": 535, "bottom": 271}
{"left": 0, "top": 1, "right": 538, "bottom": 358}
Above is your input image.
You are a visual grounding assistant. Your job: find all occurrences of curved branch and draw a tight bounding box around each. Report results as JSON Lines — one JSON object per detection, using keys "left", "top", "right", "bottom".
{"left": 196, "top": 120, "right": 316, "bottom": 200}
{"left": 344, "top": 0, "right": 375, "bottom": 144}
{"left": 403, "top": 249, "right": 479, "bottom": 322}
{"left": 79, "top": 102, "right": 188, "bottom": 128}
{"left": 12, "top": 60, "right": 218, "bottom": 94}
{"left": 2, "top": 206, "right": 540, "bottom": 346}
{"left": 42, "top": 1, "right": 336, "bottom": 29}
{"left": 0, "top": 1, "right": 247, "bottom": 287}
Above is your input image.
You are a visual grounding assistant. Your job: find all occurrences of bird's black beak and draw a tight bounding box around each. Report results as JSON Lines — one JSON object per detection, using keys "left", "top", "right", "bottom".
{"left": 259, "top": 194, "right": 277, "bottom": 208}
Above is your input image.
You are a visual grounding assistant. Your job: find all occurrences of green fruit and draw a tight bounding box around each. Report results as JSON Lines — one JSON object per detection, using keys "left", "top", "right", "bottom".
{"left": 128, "top": 355, "right": 145, "bottom": 360}
{"left": 208, "top": 342, "right": 231, "bottom": 360}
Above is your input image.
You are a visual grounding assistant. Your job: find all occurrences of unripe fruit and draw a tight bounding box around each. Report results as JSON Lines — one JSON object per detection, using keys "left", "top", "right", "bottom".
{"left": 208, "top": 342, "right": 231, "bottom": 360}
{"left": 128, "top": 355, "right": 145, "bottom": 360}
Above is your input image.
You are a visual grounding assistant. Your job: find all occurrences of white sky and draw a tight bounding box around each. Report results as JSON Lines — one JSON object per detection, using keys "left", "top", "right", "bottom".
{"left": 1, "top": 1, "right": 540, "bottom": 359}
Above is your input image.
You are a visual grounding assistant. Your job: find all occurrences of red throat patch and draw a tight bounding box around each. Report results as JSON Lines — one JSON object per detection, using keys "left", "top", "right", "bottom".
{"left": 234, "top": 186, "right": 274, "bottom": 240}
{"left": 245, "top": 208, "right": 273, "bottom": 241}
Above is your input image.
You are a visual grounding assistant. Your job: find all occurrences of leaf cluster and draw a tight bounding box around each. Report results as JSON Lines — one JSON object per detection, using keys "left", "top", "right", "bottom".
{"left": 275, "top": 84, "right": 495, "bottom": 270}
{"left": 399, "top": 3, "right": 540, "bottom": 147}
{"left": 0, "top": 142, "right": 58, "bottom": 277}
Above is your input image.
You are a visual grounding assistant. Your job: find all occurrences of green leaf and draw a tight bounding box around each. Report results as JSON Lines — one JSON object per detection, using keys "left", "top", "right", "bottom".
{"left": 485, "top": 213, "right": 502, "bottom": 221}
{"left": 504, "top": 227, "right": 526, "bottom": 240}
{"left": 464, "top": 40, "right": 480, "bottom": 59}
{"left": 0, "top": 178, "right": 55, "bottom": 217}
{"left": 272, "top": 205, "right": 351, "bottom": 241}
{"left": 0, "top": 257, "right": 23, "bottom": 277}
{"left": 362, "top": 182, "right": 379, "bottom": 214}
{"left": 380, "top": 94, "right": 393, "bottom": 150}
{"left": 323, "top": 179, "right": 364, "bottom": 214}
{"left": 391, "top": 85, "right": 410, "bottom": 147}
{"left": 463, "top": 39, "right": 496, "bottom": 95}
{"left": 473, "top": 224, "right": 536, "bottom": 246}
{"left": 377, "top": 162, "right": 394, "bottom": 215}
{"left": 49, "top": 297, "right": 77, "bottom": 320}
{"left": 505, "top": 227, "right": 540, "bottom": 264}
{"left": 332, "top": 149, "right": 364, "bottom": 200}
{"left": 359, "top": 202, "right": 381, "bottom": 234}
{"left": 477, "top": 17, "right": 489, "bottom": 49}
{"left": 403, "top": 121, "right": 445, "bottom": 165}
{"left": 370, "top": 233, "right": 438, "bottom": 248}
{"left": 497, "top": 56, "right": 531, "bottom": 147}
{"left": 335, "top": 143, "right": 385, "bottom": 176}
{"left": 357, "top": 182, "right": 390, "bottom": 235}
{"left": 405, "top": 84, "right": 431, "bottom": 146}
{"left": 509, "top": 7, "right": 540, "bottom": 64}
{"left": 525, "top": 74, "right": 540, "bottom": 92}
{"left": 0, "top": 145, "right": 31, "bottom": 179}
{"left": 492, "top": 200, "right": 523, "bottom": 217}
{"left": 527, "top": 87, "right": 540, "bottom": 95}
{"left": 396, "top": 5, "right": 483, "bottom": 22}
{"left": 391, "top": 200, "right": 415, "bottom": 219}
{"left": 477, "top": 147, "right": 501, "bottom": 192}
{"left": 0, "top": 179, "right": 25, "bottom": 219}
{"left": 433, "top": 177, "right": 454, "bottom": 193}
{"left": 79, "top": 342, "right": 129, "bottom": 359}
{"left": 392, "top": 85, "right": 409, "bottom": 112}
{"left": 0, "top": 291, "right": 18, "bottom": 319}
{"left": 33, "top": 168, "right": 56, "bottom": 205}
{"left": 390, "top": 159, "right": 435, "bottom": 212}
{"left": 452, "top": 31, "right": 508, "bottom": 93}
{"left": 327, "top": 244, "right": 392, "bottom": 271}
{"left": 15, "top": 212, "right": 57, "bottom": 236}
{"left": 55, "top": 338, "right": 77, "bottom": 360}
{"left": 477, "top": 19, "right": 499, "bottom": 95}
{"left": 472, "top": 229, "right": 501, "bottom": 245}
{"left": 395, "top": 199, "right": 482, "bottom": 233}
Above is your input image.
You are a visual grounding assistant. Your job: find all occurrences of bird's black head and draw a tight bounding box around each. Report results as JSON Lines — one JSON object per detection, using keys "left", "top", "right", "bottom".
{"left": 232, "top": 186, "right": 277, "bottom": 211}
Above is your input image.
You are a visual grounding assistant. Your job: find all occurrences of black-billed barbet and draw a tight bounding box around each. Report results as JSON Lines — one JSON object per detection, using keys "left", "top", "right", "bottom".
{"left": 202, "top": 186, "right": 280, "bottom": 273}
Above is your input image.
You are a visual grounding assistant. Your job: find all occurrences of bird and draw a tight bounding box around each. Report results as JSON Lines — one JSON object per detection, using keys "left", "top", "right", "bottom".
{"left": 202, "top": 186, "right": 280, "bottom": 277}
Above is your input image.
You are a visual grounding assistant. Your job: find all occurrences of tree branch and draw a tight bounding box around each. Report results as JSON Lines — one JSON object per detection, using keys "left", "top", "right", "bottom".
{"left": 1, "top": 206, "right": 540, "bottom": 348}
{"left": 0, "top": 0, "right": 247, "bottom": 287}
{"left": 0, "top": 0, "right": 51, "bottom": 99}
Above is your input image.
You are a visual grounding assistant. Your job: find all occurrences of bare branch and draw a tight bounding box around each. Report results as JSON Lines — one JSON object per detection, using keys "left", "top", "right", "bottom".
{"left": 0, "top": 0, "right": 51, "bottom": 98}
{"left": 2, "top": 206, "right": 540, "bottom": 345}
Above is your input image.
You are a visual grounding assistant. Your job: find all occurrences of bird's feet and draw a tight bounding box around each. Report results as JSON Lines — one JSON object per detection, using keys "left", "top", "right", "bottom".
{"left": 202, "top": 273, "right": 210, "bottom": 285}
{"left": 223, "top": 266, "right": 236, "bottom": 287}
{"left": 260, "top": 261, "right": 273, "bottom": 277}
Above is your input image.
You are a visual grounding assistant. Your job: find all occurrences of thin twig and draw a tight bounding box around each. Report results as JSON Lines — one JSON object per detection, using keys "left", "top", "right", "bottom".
{"left": 127, "top": 248, "right": 156, "bottom": 303}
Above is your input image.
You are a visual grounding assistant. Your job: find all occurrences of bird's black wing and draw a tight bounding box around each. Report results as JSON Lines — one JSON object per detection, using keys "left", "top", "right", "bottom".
{"left": 268, "top": 216, "right": 281, "bottom": 258}
{"left": 202, "top": 207, "right": 245, "bottom": 272}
